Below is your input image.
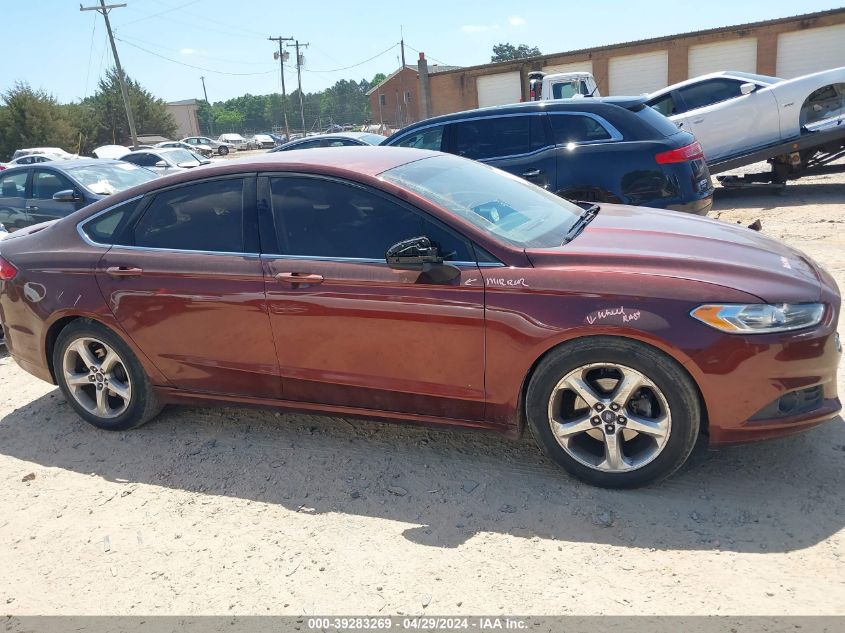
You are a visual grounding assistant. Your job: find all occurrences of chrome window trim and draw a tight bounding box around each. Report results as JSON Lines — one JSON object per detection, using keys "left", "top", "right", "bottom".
{"left": 262, "top": 254, "right": 504, "bottom": 267}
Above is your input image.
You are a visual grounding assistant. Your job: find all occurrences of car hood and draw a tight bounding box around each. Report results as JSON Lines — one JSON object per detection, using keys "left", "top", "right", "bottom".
{"left": 525, "top": 204, "right": 822, "bottom": 303}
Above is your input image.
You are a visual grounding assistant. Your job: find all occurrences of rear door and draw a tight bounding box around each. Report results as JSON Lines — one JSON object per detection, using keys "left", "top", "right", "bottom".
{"left": 26, "top": 168, "right": 82, "bottom": 225}
{"left": 445, "top": 114, "right": 557, "bottom": 191}
{"left": 258, "top": 174, "right": 487, "bottom": 421}
{"left": 94, "top": 175, "right": 281, "bottom": 398}
{"left": 0, "top": 169, "right": 30, "bottom": 230}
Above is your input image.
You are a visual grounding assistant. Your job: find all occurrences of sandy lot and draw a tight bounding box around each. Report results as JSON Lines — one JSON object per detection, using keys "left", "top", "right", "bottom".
{"left": 0, "top": 161, "right": 843, "bottom": 616}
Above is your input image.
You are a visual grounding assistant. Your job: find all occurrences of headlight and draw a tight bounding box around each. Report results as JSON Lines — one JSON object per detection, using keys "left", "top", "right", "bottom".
{"left": 690, "top": 303, "right": 825, "bottom": 333}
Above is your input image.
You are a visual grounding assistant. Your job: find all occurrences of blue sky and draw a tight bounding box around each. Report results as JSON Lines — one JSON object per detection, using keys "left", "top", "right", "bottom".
{"left": 3, "top": 0, "right": 843, "bottom": 104}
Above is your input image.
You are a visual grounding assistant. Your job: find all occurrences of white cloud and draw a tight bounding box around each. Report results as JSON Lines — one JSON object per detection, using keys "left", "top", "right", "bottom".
{"left": 461, "top": 24, "right": 500, "bottom": 33}
{"left": 508, "top": 16, "right": 526, "bottom": 26}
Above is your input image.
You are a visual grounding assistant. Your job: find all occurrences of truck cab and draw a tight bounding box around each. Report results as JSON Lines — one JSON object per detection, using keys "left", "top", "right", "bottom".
{"left": 528, "top": 71, "right": 600, "bottom": 101}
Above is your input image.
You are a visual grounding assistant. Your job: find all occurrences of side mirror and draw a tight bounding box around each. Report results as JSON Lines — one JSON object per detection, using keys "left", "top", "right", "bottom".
{"left": 155, "top": 160, "right": 168, "bottom": 168}
{"left": 740, "top": 82, "right": 756, "bottom": 95}
{"left": 52, "top": 189, "right": 81, "bottom": 203}
{"left": 386, "top": 236, "right": 460, "bottom": 282}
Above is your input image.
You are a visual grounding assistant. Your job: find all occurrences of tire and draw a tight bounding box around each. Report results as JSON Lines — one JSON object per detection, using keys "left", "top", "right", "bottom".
{"left": 218, "top": 146, "right": 229, "bottom": 156}
{"left": 53, "top": 319, "right": 162, "bottom": 431}
{"left": 526, "top": 336, "right": 701, "bottom": 488}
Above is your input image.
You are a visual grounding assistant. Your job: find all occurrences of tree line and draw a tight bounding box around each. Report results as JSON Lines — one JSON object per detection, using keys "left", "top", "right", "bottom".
{"left": 0, "top": 70, "right": 386, "bottom": 160}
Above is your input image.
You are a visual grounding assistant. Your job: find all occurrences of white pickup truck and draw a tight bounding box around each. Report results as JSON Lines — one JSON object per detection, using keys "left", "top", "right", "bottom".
{"left": 528, "top": 71, "right": 600, "bottom": 100}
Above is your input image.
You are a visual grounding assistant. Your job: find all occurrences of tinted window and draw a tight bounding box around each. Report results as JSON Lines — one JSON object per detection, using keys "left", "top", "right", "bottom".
{"left": 452, "top": 116, "right": 531, "bottom": 160}
{"left": 83, "top": 199, "right": 141, "bottom": 244}
{"left": 0, "top": 171, "right": 27, "bottom": 198}
{"left": 632, "top": 104, "right": 682, "bottom": 137}
{"left": 289, "top": 139, "right": 323, "bottom": 150}
{"left": 132, "top": 179, "right": 245, "bottom": 252}
{"left": 550, "top": 115, "right": 612, "bottom": 144}
{"left": 269, "top": 177, "right": 473, "bottom": 261}
{"left": 648, "top": 93, "right": 678, "bottom": 116}
{"left": 32, "top": 170, "right": 74, "bottom": 200}
{"left": 123, "top": 152, "right": 160, "bottom": 168}
{"left": 393, "top": 126, "right": 444, "bottom": 150}
{"left": 677, "top": 79, "right": 744, "bottom": 111}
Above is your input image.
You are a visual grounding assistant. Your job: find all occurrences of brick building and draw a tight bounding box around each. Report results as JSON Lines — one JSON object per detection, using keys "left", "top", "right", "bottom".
{"left": 367, "top": 63, "right": 460, "bottom": 128}
{"left": 369, "top": 8, "right": 845, "bottom": 125}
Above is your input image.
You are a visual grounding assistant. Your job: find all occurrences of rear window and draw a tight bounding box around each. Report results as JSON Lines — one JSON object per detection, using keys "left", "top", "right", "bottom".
{"left": 632, "top": 105, "right": 682, "bottom": 137}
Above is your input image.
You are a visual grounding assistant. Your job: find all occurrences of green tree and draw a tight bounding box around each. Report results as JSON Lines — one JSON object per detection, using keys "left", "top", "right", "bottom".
{"left": 370, "top": 72, "right": 387, "bottom": 87}
{"left": 0, "top": 83, "right": 77, "bottom": 160}
{"left": 491, "top": 43, "right": 541, "bottom": 62}
{"left": 85, "top": 68, "right": 177, "bottom": 146}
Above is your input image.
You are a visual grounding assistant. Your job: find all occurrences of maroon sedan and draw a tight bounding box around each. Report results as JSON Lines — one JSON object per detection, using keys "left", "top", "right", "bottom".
{"left": 0, "top": 148, "right": 840, "bottom": 487}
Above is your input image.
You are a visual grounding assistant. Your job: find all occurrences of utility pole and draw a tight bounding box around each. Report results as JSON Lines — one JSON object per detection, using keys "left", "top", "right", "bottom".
{"left": 400, "top": 25, "right": 405, "bottom": 67}
{"left": 80, "top": 1, "right": 139, "bottom": 149}
{"left": 268, "top": 36, "right": 293, "bottom": 139}
{"left": 199, "top": 75, "right": 213, "bottom": 136}
{"left": 294, "top": 39, "right": 309, "bottom": 133}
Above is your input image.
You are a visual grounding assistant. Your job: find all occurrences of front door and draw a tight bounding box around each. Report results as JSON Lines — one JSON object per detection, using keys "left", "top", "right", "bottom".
{"left": 258, "top": 174, "right": 487, "bottom": 421}
{"left": 96, "top": 175, "right": 281, "bottom": 398}
{"left": 26, "top": 168, "right": 82, "bottom": 225}
{"left": 0, "top": 169, "right": 29, "bottom": 230}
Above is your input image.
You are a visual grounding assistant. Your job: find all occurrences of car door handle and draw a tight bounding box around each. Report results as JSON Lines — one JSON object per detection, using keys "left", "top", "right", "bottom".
{"left": 522, "top": 169, "right": 543, "bottom": 178}
{"left": 105, "top": 266, "right": 144, "bottom": 277}
{"left": 25, "top": 205, "right": 39, "bottom": 211}
{"left": 693, "top": 118, "right": 704, "bottom": 124}
{"left": 275, "top": 272, "right": 324, "bottom": 286}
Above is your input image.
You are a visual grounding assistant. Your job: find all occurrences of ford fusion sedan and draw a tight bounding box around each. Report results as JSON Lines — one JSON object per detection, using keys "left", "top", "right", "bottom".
{"left": 382, "top": 98, "right": 714, "bottom": 214}
{"left": 0, "top": 159, "right": 158, "bottom": 231}
{"left": 0, "top": 147, "right": 839, "bottom": 488}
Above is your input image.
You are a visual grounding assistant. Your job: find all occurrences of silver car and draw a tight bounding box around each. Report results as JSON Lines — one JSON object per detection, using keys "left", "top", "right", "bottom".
{"left": 118, "top": 148, "right": 209, "bottom": 174}
{"left": 182, "top": 136, "right": 236, "bottom": 156}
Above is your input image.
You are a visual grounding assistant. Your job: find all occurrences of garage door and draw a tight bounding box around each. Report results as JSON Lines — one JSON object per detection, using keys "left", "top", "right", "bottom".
{"left": 476, "top": 71, "right": 522, "bottom": 108}
{"left": 689, "top": 38, "right": 757, "bottom": 77}
{"left": 608, "top": 50, "right": 668, "bottom": 95}
{"left": 542, "top": 60, "right": 593, "bottom": 75}
{"left": 777, "top": 24, "right": 845, "bottom": 78}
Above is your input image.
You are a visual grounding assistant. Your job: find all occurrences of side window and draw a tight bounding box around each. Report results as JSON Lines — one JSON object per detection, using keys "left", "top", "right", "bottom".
{"left": 83, "top": 199, "right": 141, "bottom": 244}
{"left": 132, "top": 179, "right": 245, "bottom": 252}
{"left": 648, "top": 93, "right": 678, "bottom": 117}
{"left": 269, "top": 177, "right": 473, "bottom": 262}
{"left": 0, "top": 171, "right": 27, "bottom": 198}
{"left": 32, "top": 170, "right": 74, "bottom": 200}
{"left": 550, "top": 115, "right": 612, "bottom": 144}
{"left": 452, "top": 116, "right": 530, "bottom": 160}
{"left": 135, "top": 153, "right": 162, "bottom": 167}
{"left": 393, "top": 126, "right": 444, "bottom": 151}
{"left": 677, "top": 79, "right": 744, "bottom": 111}
{"left": 290, "top": 139, "right": 322, "bottom": 150}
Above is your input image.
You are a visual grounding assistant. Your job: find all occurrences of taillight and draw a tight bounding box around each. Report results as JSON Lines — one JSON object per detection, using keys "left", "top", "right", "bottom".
{"left": 655, "top": 141, "right": 704, "bottom": 164}
{"left": 0, "top": 256, "right": 17, "bottom": 280}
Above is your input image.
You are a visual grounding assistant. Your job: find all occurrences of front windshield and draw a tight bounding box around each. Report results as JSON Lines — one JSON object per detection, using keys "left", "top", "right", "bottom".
{"left": 729, "top": 71, "right": 783, "bottom": 85}
{"left": 163, "top": 149, "right": 201, "bottom": 165}
{"left": 67, "top": 162, "right": 158, "bottom": 195}
{"left": 381, "top": 155, "right": 582, "bottom": 248}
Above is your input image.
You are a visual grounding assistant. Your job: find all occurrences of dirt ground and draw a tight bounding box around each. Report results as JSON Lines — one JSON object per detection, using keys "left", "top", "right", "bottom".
{"left": 0, "top": 160, "right": 843, "bottom": 616}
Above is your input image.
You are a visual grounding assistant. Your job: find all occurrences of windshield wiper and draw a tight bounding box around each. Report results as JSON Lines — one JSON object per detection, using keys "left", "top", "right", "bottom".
{"left": 562, "top": 204, "right": 600, "bottom": 244}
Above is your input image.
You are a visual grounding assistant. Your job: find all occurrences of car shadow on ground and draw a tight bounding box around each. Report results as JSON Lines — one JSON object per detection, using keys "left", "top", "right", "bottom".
{"left": 713, "top": 182, "right": 845, "bottom": 211}
{"left": 1, "top": 389, "right": 843, "bottom": 553}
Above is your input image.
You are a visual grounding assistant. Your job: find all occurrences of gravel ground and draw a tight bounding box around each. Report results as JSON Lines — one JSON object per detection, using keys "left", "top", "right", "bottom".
{"left": 0, "top": 160, "right": 843, "bottom": 616}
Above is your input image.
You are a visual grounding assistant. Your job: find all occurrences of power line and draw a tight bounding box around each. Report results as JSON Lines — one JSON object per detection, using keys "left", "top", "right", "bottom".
{"left": 117, "top": 0, "right": 203, "bottom": 27}
{"left": 304, "top": 42, "right": 400, "bottom": 73}
{"left": 83, "top": 13, "right": 98, "bottom": 99}
{"left": 404, "top": 43, "right": 450, "bottom": 67}
{"left": 117, "top": 34, "right": 276, "bottom": 67}
{"left": 115, "top": 37, "right": 277, "bottom": 76}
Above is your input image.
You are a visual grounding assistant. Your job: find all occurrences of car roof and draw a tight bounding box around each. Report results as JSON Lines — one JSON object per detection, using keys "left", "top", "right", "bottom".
{"left": 2, "top": 158, "right": 113, "bottom": 172}
{"left": 391, "top": 97, "right": 647, "bottom": 130}
{"left": 648, "top": 71, "right": 784, "bottom": 96}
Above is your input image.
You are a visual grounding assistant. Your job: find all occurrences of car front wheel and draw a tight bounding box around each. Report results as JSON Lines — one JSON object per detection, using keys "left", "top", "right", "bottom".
{"left": 218, "top": 146, "right": 229, "bottom": 156}
{"left": 526, "top": 337, "right": 701, "bottom": 488}
{"left": 54, "top": 320, "right": 161, "bottom": 431}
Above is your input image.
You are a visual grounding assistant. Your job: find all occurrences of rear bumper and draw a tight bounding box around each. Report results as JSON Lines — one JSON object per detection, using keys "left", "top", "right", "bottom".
{"left": 668, "top": 194, "right": 713, "bottom": 216}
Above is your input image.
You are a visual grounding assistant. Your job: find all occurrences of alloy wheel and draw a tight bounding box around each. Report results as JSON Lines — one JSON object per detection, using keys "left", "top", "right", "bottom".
{"left": 62, "top": 337, "right": 132, "bottom": 419}
{"left": 547, "top": 363, "right": 672, "bottom": 472}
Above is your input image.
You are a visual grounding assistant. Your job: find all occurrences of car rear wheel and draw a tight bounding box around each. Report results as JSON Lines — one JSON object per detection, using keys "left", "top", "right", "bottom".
{"left": 218, "top": 146, "right": 229, "bottom": 156}
{"left": 54, "top": 320, "right": 161, "bottom": 431}
{"left": 526, "top": 337, "right": 701, "bottom": 488}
